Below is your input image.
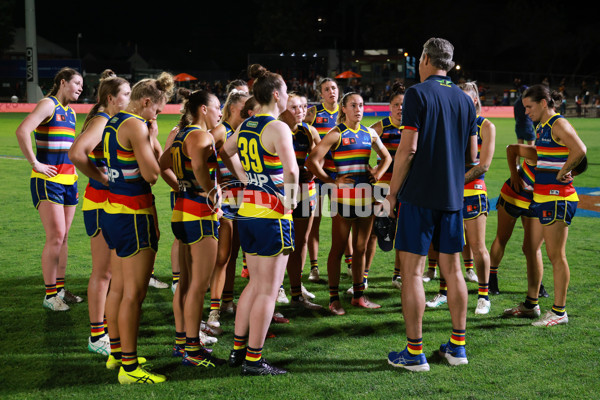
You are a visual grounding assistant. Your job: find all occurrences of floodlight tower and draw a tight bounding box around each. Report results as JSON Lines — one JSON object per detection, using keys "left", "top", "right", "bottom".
{"left": 25, "top": 0, "right": 43, "bottom": 103}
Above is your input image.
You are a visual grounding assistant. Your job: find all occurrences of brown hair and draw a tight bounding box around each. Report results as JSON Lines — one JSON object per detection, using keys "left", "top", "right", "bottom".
{"left": 240, "top": 96, "right": 258, "bottom": 119}
{"left": 100, "top": 69, "right": 116, "bottom": 80}
{"left": 522, "top": 84, "right": 563, "bottom": 110}
{"left": 226, "top": 79, "right": 248, "bottom": 94}
{"left": 82, "top": 76, "right": 129, "bottom": 130}
{"left": 48, "top": 67, "right": 81, "bottom": 97}
{"left": 130, "top": 71, "right": 175, "bottom": 104}
{"left": 337, "top": 92, "right": 362, "bottom": 124}
{"left": 176, "top": 90, "right": 216, "bottom": 131}
{"left": 247, "top": 64, "right": 284, "bottom": 105}
{"left": 389, "top": 82, "right": 405, "bottom": 102}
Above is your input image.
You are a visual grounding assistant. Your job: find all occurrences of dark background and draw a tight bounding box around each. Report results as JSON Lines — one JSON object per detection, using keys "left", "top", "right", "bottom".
{"left": 4, "top": 0, "right": 599, "bottom": 77}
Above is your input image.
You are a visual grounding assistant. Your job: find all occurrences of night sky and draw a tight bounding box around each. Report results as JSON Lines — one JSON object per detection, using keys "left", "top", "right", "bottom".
{"left": 9, "top": 1, "right": 600, "bottom": 81}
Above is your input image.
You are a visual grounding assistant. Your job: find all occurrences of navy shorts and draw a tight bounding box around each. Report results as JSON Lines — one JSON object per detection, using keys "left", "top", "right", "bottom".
{"left": 172, "top": 218, "right": 219, "bottom": 245}
{"left": 462, "top": 194, "right": 489, "bottom": 220}
{"left": 496, "top": 196, "right": 535, "bottom": 219}
{"left": 100, "top": 212, "right": 158, "bottom": 258}
{"left": 293, "top": 192, "right": 317, "bottom": 219}
{"left": 394, "top": 202, "right": 464, "bottom": 255}
{"left": 30, "top": 178, "right": 78, "bottom": 208}
{"left": 237, "top": 217, "right": 294, "bottom": 256}
{"left": 530, "top": 200, "right": 577, "bottom": 226}
{"left": 83, "top": 209, "right": 102, "bottom": 237}
{"left": 515, "top": 125, "right": 535, "bottom": 142}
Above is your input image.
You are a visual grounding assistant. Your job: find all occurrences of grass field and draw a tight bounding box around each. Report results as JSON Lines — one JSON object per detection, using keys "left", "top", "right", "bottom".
{"left": 0, "top": 112, "right": 598, "bottom": 399}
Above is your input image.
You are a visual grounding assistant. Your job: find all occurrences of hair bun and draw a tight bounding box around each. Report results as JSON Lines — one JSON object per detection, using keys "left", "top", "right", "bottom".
{"left": 178, "top": 87, "right": 192, "bottom": 100}
{"left": 248, "top": 64, "right": 268, "bottom": 80}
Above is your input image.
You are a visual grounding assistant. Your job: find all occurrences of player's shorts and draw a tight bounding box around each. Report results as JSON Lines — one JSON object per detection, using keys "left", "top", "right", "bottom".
{"left": 30, "top": 177, "right": 78, "bottom": 208}
{"left": 172, "top": 218, "right": 219, "bottom": 245}
{"left": 530, "top": 200, "right": 577, "bottom": 226}
{"left": 515, "top": 124, "right": 535, "bottom": 141}
{"left": 100, "top": 212, "right": 158, "bottom": 258}
{"left": 293, "top": 190, "right": 317, "bottom": 219}
{"left": 394, "top": 201, "right": 464, "bottom": 255}
{"left": 330, "top": 201, "right": 373, "bottom": 220}
{"left": 221, "top": 203, "right": 239, "bottom": 220}
{"left": 84, "top": 209, "right": 103, "bottom": 237}
{"left": 315, "top": 171, "right": 336, "bottom": 198}
{"left": 170, "top": 190, "right": 177, "bottom": 210}
{"left": 496, "top": 195, "right": 535, "bottom": 219}
{"left": 237, "top": 217, "right": 294, "bottom": 256}
{"left": 462, "top": 193, "right": 489, "bottom": 220}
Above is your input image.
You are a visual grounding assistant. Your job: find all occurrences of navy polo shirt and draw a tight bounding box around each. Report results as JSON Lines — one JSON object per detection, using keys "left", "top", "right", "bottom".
{"left": 398, "top": 75, "right": 477, "bottom": 211}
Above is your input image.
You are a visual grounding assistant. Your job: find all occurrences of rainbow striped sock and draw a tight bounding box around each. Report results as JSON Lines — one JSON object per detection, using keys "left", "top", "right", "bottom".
{"left": 524, "top": 296, "right": 539, "bottom": 309}
{"left": 172, "top": 271, "right": 180, "bottom": 286}
{"left": 242, "top": 254, "right": 247, "bottom": 268}
{"left": 90, "top": 321, "right": 106, "bottom": 342}
{"left": 329, "top": 286, "right": 340, "bottom": 304}
{"left": 290, "top": 285, "right": 302, "bottom": 301}
{"left": 186, "top": 337, "right": 201, "bottom": 357}
{"left": 490, "top": 265, "right": 498, "bottom": 276}
{"left": 363, "top": 268, "right": 370, "bottom": 281}
{"left": 121, "top": 351, "right": 138, "bottom": 372}
{"left": 45, "top": 284, "right": 57, "bottom": 299}
{"left": 439, "top": 278, "right": 448, "bottom": 296}
{"left": 233, "top": 334, "right": 247, "bottom": 350}
{"left": 552, "top": 304, "right": 566, "bottom": 316}
{"left": 245, "top": 346, "right": 262, "bottom": 365}
{"left": 210, "top": 298, "right": 221, "bottom": 311}
{"left": 310, "top": 259, "right": 318, "bottom": 270}
{"left": 392, "top": 266, "right": 401, "bottom": 280}
{"left": 103, "top": 316, "right": 108, "bottom": 335}
{"left": 464, "top": 259, "right": 474, "bottom": 272}
{"left": 407, "top": 337, "right": 423, "bottom": 355}
{"left": 222, "top": 290, "right": 234, "bottom": 303}
{"left": 344, "top": 255, "right": 352, "bottom": 266}
{"left": 478, "top": 283, "right": 489, "bottom": 300}
{"left": 450, "top": 329, "right": 466, "bottom": 347}
{"left": 110, "top": 337, "right": 121, "bottom": 360}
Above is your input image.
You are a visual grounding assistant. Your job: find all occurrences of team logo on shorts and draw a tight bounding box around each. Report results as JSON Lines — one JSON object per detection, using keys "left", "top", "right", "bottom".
{"left": 467, "top": 205, "right": 478, "bottom": 212}
{"left": 543, "top": 210, "right": 553, "bottom": 218}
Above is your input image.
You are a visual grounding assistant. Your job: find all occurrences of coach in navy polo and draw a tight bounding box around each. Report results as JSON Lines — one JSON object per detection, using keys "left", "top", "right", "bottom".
{"left": 385, "top": 37, "right": 477, "bottom": 371}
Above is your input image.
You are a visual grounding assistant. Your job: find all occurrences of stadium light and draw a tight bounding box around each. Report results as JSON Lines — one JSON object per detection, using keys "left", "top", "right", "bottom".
{"left": 280, "top": 53, "right": 284, "bottom": 56}
{"left": 291, "top": 53, "right": 295, "bottom": 56}
{"left": 404, "top": 52, "right": 408, "bottom": 57}
{"left": 302, "top": 53, "right": 306, "bottom": 57}
{"left": 456, "top": 65, "right": 461, "bottom": 70}
{"left": 313, "top": 53, "right": 317, "bottom": 57}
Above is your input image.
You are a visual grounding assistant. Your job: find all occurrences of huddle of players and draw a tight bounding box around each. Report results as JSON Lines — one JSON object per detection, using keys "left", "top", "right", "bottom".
{"left": 17, "top": 36, "right": 586, "bottom": 381}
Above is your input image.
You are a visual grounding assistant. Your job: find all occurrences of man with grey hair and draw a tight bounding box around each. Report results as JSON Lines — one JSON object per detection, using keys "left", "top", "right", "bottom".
{"left": 385, "top": 37, "right": 477, "bottom": 371}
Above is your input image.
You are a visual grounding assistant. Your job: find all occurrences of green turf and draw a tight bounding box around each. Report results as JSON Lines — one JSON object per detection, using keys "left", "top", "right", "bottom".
{"left": 0, "top": 113, "right": 598, "bottom": 399}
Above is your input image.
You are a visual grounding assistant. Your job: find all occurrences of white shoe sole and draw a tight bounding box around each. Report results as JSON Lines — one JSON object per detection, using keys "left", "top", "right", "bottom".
{"left": 387, "top": 358, "right": 430, "bottom": 372}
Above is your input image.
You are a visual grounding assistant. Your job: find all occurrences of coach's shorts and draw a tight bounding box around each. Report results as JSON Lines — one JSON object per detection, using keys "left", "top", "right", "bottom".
{"left": 237, "top": 217, "right": 294, "bottom": 256}
{"left": 530, "top": 200, "right": 577, "bottom": 226}
{"left": 496, "top": 196, "right": 535, "bottom": 219}
{"left": 30, "top": 178, "right": 78, "bottom": 208}
{"left": 172, "top": 218, "right": 219, "bottom": 245}
{"left": 100, "top": 212, "right": 158, "bottom": 258}
{"left": 463, "top": 194, "right": 489, "bottom": 220}
{"left": 515, "top": 125, "right": 535, "bottom": 142}
{"left": 394, "top": 202, "right": 464, "bottom": 255}
{"left": 84, "top": 209, "right": 103, "bottom": 237}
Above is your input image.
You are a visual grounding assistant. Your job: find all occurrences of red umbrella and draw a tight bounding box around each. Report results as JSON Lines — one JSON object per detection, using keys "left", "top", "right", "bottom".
{"left": 335, "top": 70, "right": 362, "bottom": 79}
{"left": 173, "top": 73, "right": 198, "bottom": 82}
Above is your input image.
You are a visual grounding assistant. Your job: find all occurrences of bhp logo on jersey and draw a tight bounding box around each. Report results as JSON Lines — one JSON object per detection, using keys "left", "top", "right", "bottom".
{"left": 247, "top": 172, "right": 268, "bottom": 187}
{"left": 107, "top": 168, "right": 120, "bottom": 182}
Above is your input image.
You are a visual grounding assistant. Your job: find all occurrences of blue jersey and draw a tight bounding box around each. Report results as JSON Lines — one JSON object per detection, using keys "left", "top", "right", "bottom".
{"left": 237, "top": 114, "right": 291, "bottom": 220}
{"left": 309, "top": 103, "right": 339, "bottom": 174}
{"left": 82, "top": 112, "right": 110, "bottom": 212}
{"left": 102, "top": 111, "right": 154, "bottom": 215}
{"left": 399, "top": 75, "right": 477, "bottom": 211}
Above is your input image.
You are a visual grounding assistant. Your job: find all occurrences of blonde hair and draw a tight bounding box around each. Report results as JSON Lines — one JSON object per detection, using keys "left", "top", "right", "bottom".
{"left": 131, "top": 71, "right": 175, "bottom": 104}
{"left": 221, "top": 89, "right": 250, "bottom": 123}
{"left": 82, "top": 76, "right": 129, "bottom": 130}
{"left": 458, "top": 81, "right": 481, "bottom": 114}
